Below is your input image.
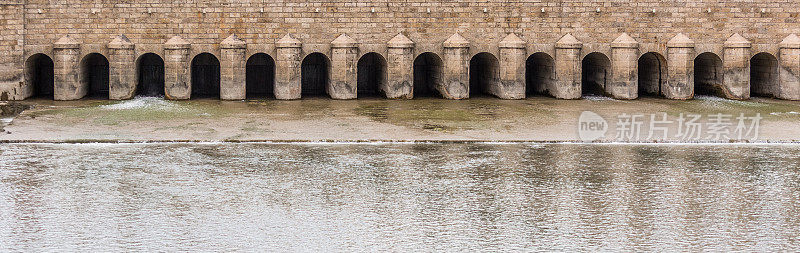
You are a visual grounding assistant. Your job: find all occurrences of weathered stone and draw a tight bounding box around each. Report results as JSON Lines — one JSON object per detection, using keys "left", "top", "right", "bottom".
{"left": 107, "top": 35, "right": 135, "bottom": 100}
{"left": 3, "top": 2, "right": 800, "bottom": 102}
{"left": 329, "top": 34, "right": 358, "bottom": 99}
{"left": 275, "top": 34, "right": 302, "bottom": 100}
{"left": 386, "top": 33, "right": 414, "bottom": 99}
{"left": 665, "top": 33, "right": 694, "bottom": 100}
{"left": 53, "top": 35, "right": 82, "bottom": 100}
{"left": 608, "top": 33, "right": 638, "bottom": 99}
{"left": 722, "top": 33, "right": 751, "bottom": 100}
{"left": 495, "top": 33, "right": 526, "bottom": 99}
{"left": 779, "top": 34, "right": 800, "bottom": 100}
{"left": 441, "top": 33, "right": 469, "bottom": 99}
{"left": 220, "top": 34, "right": 247, "bottom": 100}
{"left": 164, "top": 36, "right": 190, "bottom": 100}
{"left": 553, "top": 34, "right": 582, "bottom": 99}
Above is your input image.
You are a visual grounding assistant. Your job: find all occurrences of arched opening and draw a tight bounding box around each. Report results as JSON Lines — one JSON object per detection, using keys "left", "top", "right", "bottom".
{"left": 638, "top": 52, "right": 667, "bottom": 97}
{"left": 191, "top": 53, "right": 221, "bottom": 99}
{"left": 581, "top": 52, "right": 611, "bottom": 97}
{"left": 80, "top": 53, "right": 110, "bottom": 99}
{"left": 413, "top": 52, "right": 443, "bottom": 97}
{"left": 301, "top": 53, "right": 330, "bottom": 97}
{"left": 357, "top": 52, "right": 387, "bottom": 98}
{"left": 136, "top": 53, "right": 165, "bottom": 97}
{"left": 750, "top": 52, "right": 779, "bottom": 98}
{"left": 246, "top": 53, "right": 275, "bottom": 99}
{"left": 24, "top": 53, "right": 54, "bottom": 99}
{"left": 694, "top": 52, "right": 724, "bottom": 97}
{"left": 525, "top": 52, "right": 555, "bottom": 97}
{"left": 469, "top": 52, "right": 500, "bottom": 97}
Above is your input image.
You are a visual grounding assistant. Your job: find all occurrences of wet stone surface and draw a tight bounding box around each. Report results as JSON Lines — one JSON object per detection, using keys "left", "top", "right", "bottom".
{"left": 2, "top": 96, "right": 800, "bottom": 142}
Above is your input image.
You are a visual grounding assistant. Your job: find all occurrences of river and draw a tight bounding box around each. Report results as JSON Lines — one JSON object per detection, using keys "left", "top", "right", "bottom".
{"left": 1, "top": 143, "right": 798, "bottom": 251}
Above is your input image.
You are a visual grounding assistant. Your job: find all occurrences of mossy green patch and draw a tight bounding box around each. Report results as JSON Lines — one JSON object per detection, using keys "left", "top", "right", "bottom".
{"left": 25, "top": 99, "right": 239, "bottom": 126}
{"left": 354, "top": 98, "right": 557, "bottom": 132}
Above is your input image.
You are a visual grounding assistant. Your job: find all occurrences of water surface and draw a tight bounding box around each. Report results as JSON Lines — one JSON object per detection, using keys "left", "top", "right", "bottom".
{"left": 1, "top": 143, "right": 798, "bottom": 251}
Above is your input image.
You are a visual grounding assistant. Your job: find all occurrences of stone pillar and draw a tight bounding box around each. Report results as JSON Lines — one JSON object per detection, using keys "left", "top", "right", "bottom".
{"left": 665, "top": 33, "right": 694, "bottom": 100}
{"left": 53, "top": 35, "right": 82, "bottom": 101}
{"left": 386, "top": 33, "right": 414, "bottom": 99}
{"left": 275, "top": 34, "right": 302, "bottom": 100}
{"left": 441, "top": 33, "right": 470, "bottom": 99}
{"left": 609, "top": 33, "right": 639, "bottom": 99}
{"left": 779, "top": 34, "right": 800, "bottom": 100}
{"left": 107, "top": 35, "right": 135, "bottom": 100}
{"left": 722, "top": 33, "right": 751, "bottom": 100}
{"left": 164, "top": 36, "right": 191, "bottom": 100}
{"left": 496, "top": 33, "right": 526, "bottom": 99}
{"left": 220, "top": 34, "right": 247, "bottom": 100}
{"left": 329, "top": 34, "right": 358, "bottom": 99}
{"left": 553, "top": 34, "right": 582, "bottom": 99}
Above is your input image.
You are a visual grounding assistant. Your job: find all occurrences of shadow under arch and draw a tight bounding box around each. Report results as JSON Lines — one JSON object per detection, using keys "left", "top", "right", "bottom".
{"left": 582, "top": 52, "right": 611, "bottom": 97}
{"left": 413, "top": 52, "right": 443, "bottom": 98}
{"left": 694, "top": 52, "right": 723, "bottom": 97}
{"left": 469, "top": 52, "right": 500, "bottom": 98}
{"left": 191, "top": 53, "right": 221, "bottom": 99}
{"left": 301, "top": 52, "right": 330, "bottom": 97}
{"left": 638, "top": 52, "right": 667, "bottom": 97}
{"left": 750, "top": 52, "right": 779, "bottom": 98}
{"left": 246, "top": 53, "right": 275, "bottom": 99}
{"left": 136, "top": 53, "right": 165, "bottom": 97}
{"left": 24, "top": 53, "right": 54, "bottom": 99}
{"left": 357, "top": 52, "right": 387, "bottom": 98}
{"left": 525, "top": 52, "right": 555, "bottom": 97}
{"left": 80, "top": 53, "right": 110, "bottom": 99}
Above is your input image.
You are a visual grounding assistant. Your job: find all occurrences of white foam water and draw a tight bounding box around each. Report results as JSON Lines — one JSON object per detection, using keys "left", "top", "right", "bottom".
{"left": 100, "top": 96, "right": 178, "bottom": 111}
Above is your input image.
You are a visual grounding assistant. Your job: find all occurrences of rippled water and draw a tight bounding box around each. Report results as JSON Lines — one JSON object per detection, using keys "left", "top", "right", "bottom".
{"left": 1, "top": 143, "right": 799, "bottom": 251}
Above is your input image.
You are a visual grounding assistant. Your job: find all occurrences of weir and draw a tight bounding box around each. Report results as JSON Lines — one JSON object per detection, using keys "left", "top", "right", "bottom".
{"left": 8, "top": 32, "right": 792, "bottom": 101}
{"left": 0, "top": 2, "right": 797, "bottom": 101}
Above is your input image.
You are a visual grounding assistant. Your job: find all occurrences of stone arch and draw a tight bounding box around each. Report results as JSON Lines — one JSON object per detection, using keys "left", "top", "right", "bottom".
{"left": 638, "top": 52, "right": 667, "bottom": 97}
{"left": 525, "top": 52, "right": 555, "bottom": 97}
{"left": 469, "top": 52, "right": 500, "bottom": 97}
{"left": 413, "top": 52, "right": 443, "bottom": 97}
{"left": 136, "top": 53, "right": 165, "bottom": 97}
{"left": 694, "top": 52, "right": 724, "bottom": 97}
{"left": 357, "top": 52, "right": 387, "bottom": 98}
{"left": 191, "top": 53, "right": 221, "bottom": 99}
{"left": 246, "top": 53, "right": 275, "bottom": 98}
{"left": 24, "top": 53, "right": 54, "bottom": 99}
{"left": 581, "top": 52, "right": 611, "bottom": 97}
{"left": 301, "top": 52, "right": 330, "bottom": 97}
{"left": 750, "top": 52, "right": 779, "bottom": 98}
{"left": 80, "top": 53, "right": 110, "bottom": 98}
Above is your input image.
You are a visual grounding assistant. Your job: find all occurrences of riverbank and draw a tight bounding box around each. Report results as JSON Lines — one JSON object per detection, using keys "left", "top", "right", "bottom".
{"left": 2, "top": 96, "right": 800, "bottom": 143}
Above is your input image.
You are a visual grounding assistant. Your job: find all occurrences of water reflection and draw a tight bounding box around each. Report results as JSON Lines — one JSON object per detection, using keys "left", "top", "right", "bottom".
{"left": 0, "top": 143, "right": 799, "bottom": 251}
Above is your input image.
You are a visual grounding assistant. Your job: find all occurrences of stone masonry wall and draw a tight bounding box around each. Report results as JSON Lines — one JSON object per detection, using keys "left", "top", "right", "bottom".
{"left": 2, "top": 0, "right": 800, "bottom": 100}
{"left": 0, "top": 1, "right": 24, "bottom": 100}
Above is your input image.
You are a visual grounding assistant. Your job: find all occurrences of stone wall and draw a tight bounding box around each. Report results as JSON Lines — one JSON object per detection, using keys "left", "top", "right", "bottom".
{"left": 3, "top": 0, "right": 800, "bottom": 100}
{"left": 0, "top": 1, "right": 24, "bottom": 100}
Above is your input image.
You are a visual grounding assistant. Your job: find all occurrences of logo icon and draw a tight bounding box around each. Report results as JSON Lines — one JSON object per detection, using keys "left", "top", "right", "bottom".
{"left": 578, "top": 111, "right": 608, "bottom": 141}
